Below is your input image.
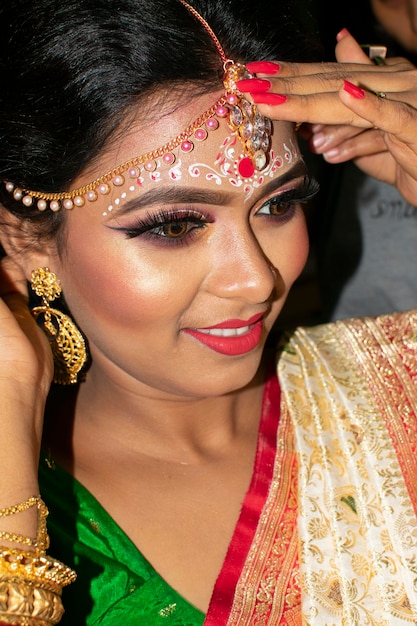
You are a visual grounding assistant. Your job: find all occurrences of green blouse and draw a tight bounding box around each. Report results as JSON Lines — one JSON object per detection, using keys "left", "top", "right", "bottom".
{"left": 39, "top": 458, "right": 205, "bottom": 625}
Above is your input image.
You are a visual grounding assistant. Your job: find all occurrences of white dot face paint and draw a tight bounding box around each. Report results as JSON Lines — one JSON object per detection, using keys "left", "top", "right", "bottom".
{"left": 98, "top": 116, "right": 300, "bottom": 217}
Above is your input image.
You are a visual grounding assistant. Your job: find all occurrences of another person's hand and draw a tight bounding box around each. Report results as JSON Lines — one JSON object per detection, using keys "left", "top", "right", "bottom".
{"left": 241, "top": 31, "right": 417, "bottom": 205}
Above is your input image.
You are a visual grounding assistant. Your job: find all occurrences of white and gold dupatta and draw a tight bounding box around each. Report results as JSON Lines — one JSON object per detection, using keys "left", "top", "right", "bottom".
{"left": 279, "top": 311, "right": 417, "bottom": 625}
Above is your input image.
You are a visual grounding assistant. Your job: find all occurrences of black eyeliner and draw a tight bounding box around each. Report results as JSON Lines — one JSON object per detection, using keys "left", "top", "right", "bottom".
{"left": 109, "top": 208, "right": 210, "bottom": 239}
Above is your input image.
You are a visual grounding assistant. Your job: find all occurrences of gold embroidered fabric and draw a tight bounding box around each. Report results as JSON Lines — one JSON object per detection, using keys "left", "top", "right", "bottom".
{"left": 225, "top": 399, "right": 301, "bottom": 625}
{"left": 278, "top": 310, "right": 417, "bottom": 625}
{"left": 223, "top": 310, "right": 417, "bottom": 624}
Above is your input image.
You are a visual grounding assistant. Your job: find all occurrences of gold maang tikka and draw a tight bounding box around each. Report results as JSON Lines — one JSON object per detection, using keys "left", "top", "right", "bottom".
{"left": 31, "top": 267, "right": 87, "bottom": 384}
{"left": 3, "top": 0, "right": 273, "bottom": 212}
{"left": 178, "top": 0, "right": 272, "bottom": 174}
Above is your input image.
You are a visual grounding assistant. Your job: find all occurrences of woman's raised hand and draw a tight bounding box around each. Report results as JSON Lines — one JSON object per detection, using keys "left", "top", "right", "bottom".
{"left": 0, "top": 254, "right": 53, "bottom": 502}
{"left": 241, "top": 31, "right": 417, "bottom": 205}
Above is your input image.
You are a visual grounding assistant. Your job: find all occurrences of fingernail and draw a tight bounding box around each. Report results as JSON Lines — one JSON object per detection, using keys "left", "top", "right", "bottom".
{"left": 246, "top": 61, "right": 281, "bottom": 75}
{"left": 337, "top": 28, "right": 350, "bottom": 42}
{"left": 343, "top": 80, "right": 365, "bottom": 99}
{"left": 311, "top": 133, "right": 328, "bottom": 149}
{"left": 236, "top": 78, "right": 271, "bottom": 92}
{"left": 251, "top": 93, "right": 287, "bottom": 105}
{"left": 324, "top": 148, "right": 340, "bottom": 159}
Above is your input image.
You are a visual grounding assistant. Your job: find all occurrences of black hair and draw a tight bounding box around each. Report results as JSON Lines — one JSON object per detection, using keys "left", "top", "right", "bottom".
{"left": 0, "top": 0, "right": 320, "bottom": 241}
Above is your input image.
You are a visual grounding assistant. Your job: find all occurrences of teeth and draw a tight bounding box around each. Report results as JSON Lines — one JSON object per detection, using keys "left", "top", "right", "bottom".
{"left": 198, "top": 325, "right": 250, "bottom": 337}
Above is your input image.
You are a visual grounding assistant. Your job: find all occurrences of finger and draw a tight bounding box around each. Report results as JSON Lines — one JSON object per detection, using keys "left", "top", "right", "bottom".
{"left": 310, "top": 124, "right": 366, "bottom": 154}
{"left": 319, "top": 130, "right": 388, "bottom": 163}
{"left": 338, "top": 84, "right": 417, "bottom": 143}
{"left": 252, "top": 77, "right": 417, "bottom": 128}
{"left": 0, "top": 257, "right": 53, "bottom": 390}
{"left": 353, "top": 152, "right": 397, "bottom": 183}
{"left": 272, "top": 57, "right": 409, "bottom": 80}
{"left": 253, "top": 92, "right": 373, "bottom": 127}
{"left": 0, "top": 259, "right": 35, "bottom": 340}
{"left": 335, "top": 31, "right": 374, "bottom": 64}
{"left": 0, "top": 256, "right": 29, "bottom": 299}
{"left": 0, "top": 260, "right": 28, "bottom": 298}
{"left": 0, "top": 256, "right": 35, "bottom": 341}
{"left": 338, "top": 85, "right": 417, "bottom": 184}
{"left": 263, "top": 57, "right": 414, "bottom": 105}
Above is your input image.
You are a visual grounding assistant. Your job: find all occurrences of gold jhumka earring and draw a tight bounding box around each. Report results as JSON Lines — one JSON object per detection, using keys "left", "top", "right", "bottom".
{"left": 31, "top": 267, "right": 87, "bottom": 384}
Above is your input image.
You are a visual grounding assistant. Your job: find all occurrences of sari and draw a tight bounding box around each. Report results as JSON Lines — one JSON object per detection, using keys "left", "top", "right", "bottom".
{"left": 39, "top": 310, "right": 417, "bottom": 624}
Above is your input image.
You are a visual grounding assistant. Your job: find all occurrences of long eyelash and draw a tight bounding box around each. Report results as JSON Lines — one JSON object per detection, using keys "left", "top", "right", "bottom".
{"left": 279, "top": 175, "right": 320, "bottom": 205}
{"left": 111, "top": 208, "right": 209, "bottom": 239}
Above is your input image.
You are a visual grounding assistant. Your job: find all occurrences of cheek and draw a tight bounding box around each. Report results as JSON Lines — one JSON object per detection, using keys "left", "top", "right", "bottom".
{"left": 265, "top": 211, "right": 309, "bottom": 288}
{"left": 57, "top": 233, "right": 196, "bottom": 330}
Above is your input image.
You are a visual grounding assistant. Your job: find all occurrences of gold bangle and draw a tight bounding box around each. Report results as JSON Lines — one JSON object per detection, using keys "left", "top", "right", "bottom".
{"left": 0, "top": 499, "right": 49, "bottom": 556}
{"left": 0, "top": 619, "right": 53, "bottom": 625}
{"left": 0, "top": 581, "right": 64, "bottom": 624}
{"left": 0, "top": 616, "right": 58, "bottom": 625}
{"left": 0, "top": 549, "right": 76, "bottom": 595}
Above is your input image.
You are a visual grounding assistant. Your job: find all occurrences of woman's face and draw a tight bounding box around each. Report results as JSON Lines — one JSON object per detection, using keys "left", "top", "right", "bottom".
{"left": 47, "top": 94, "right": 311, "bottom": 399}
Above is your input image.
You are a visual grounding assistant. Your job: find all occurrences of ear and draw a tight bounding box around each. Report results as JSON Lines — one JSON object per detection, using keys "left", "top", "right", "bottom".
{"left": 0, "top": 205, "right": 58, "bottom": 282}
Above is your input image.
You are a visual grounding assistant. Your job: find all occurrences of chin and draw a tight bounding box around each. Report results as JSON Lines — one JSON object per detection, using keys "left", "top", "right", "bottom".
{"left": 187, "top": 349, "right": 266, "bottom": 398}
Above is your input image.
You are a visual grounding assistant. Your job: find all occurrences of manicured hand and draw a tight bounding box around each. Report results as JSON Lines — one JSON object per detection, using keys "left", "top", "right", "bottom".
{"left": 241, "top": 31, "right": 417, "bottom": 204}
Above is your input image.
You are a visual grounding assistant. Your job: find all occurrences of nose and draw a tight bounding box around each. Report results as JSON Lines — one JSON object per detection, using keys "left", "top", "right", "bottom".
{"left": 206, "top": 225, "right": 280, "bottom": 304}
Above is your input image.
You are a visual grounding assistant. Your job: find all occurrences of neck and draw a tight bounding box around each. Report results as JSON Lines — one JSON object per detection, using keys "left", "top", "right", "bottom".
{"left": 44, "top": 359, "right": 267, "bottom": 466}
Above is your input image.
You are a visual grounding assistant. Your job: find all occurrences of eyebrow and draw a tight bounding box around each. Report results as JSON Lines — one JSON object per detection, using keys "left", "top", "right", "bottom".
{"left": 110, "top": 160, "right": 309, "bottom": 217}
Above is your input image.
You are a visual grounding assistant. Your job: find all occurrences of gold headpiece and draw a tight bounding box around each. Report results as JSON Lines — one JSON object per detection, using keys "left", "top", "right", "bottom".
{"left": 3, "top": 0, "right": 273, "bottom": 212}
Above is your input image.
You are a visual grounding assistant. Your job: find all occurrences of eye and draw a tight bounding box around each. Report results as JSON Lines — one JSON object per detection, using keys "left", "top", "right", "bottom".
{"left": 257, "top": 196, "right": 294, "bottom": 217}
{"left": 108, "top": 208, "right": 211, "bottom": 246}
{"left": 151, "top": 219, "right": 200, "bottom": 238}
{"left": 256, "top": 176, "right": 320, "bottom": 220}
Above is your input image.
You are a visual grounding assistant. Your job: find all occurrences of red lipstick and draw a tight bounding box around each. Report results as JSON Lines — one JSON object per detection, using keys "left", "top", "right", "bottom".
{"left": 183, "top": 313, "right": 264, "bottom": 356}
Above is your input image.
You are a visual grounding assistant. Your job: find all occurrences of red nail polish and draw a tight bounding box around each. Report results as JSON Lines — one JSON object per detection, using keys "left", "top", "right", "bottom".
{"left": 251, "top": 93, "right": 287, "bottom": 105}
{"left": 246, "top": 61, "right": 280, "bottom": 75}
{"left": 337, "top": 28, "right": 350, "bottom": 42}
{"left": 343, "top": 80, "right": 365, "bottom": 99}
{"left": 236, "top": 78, "right": 271, "bottom": 92}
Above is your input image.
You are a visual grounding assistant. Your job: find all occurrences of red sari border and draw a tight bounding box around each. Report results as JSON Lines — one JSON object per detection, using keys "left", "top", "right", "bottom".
{"left": 338, "top": 313, "right": 417, "bottom": 519}
{"left": 204, "top": 366, "right": 280, "bottom": 625}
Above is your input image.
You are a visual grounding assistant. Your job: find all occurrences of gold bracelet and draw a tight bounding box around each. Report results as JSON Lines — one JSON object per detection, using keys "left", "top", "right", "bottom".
{"left": 0, "top": 536, "right": 36, "bottom": 552}
{"left": 0, "top": 499, "right": 49, "bottom": 556}
{"left": 0, "top": 498, "right": 41, "bottom": 519}
{"left": 0, "top": 549, "right": 76, "bottom": 595}
{"left": 0, "top": 580, "right": 64, "bottom": 624}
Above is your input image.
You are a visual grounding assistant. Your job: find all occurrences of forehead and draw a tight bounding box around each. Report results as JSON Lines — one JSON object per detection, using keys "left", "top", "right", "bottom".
{"left": 74, "top": 91, "right": 302, "bottom": 218}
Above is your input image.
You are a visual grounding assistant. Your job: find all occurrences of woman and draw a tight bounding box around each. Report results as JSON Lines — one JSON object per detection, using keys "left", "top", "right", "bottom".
{"left": 0, "top": 2, "right": 417, "bottom": 626}
{"left": 0, "top": 0, "right": 317, "bottom": 623}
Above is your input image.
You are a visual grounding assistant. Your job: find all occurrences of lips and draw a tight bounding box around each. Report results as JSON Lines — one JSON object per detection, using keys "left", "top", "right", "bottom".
{"left": 183, "top": 313, "right": 265, "bottom": 356}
